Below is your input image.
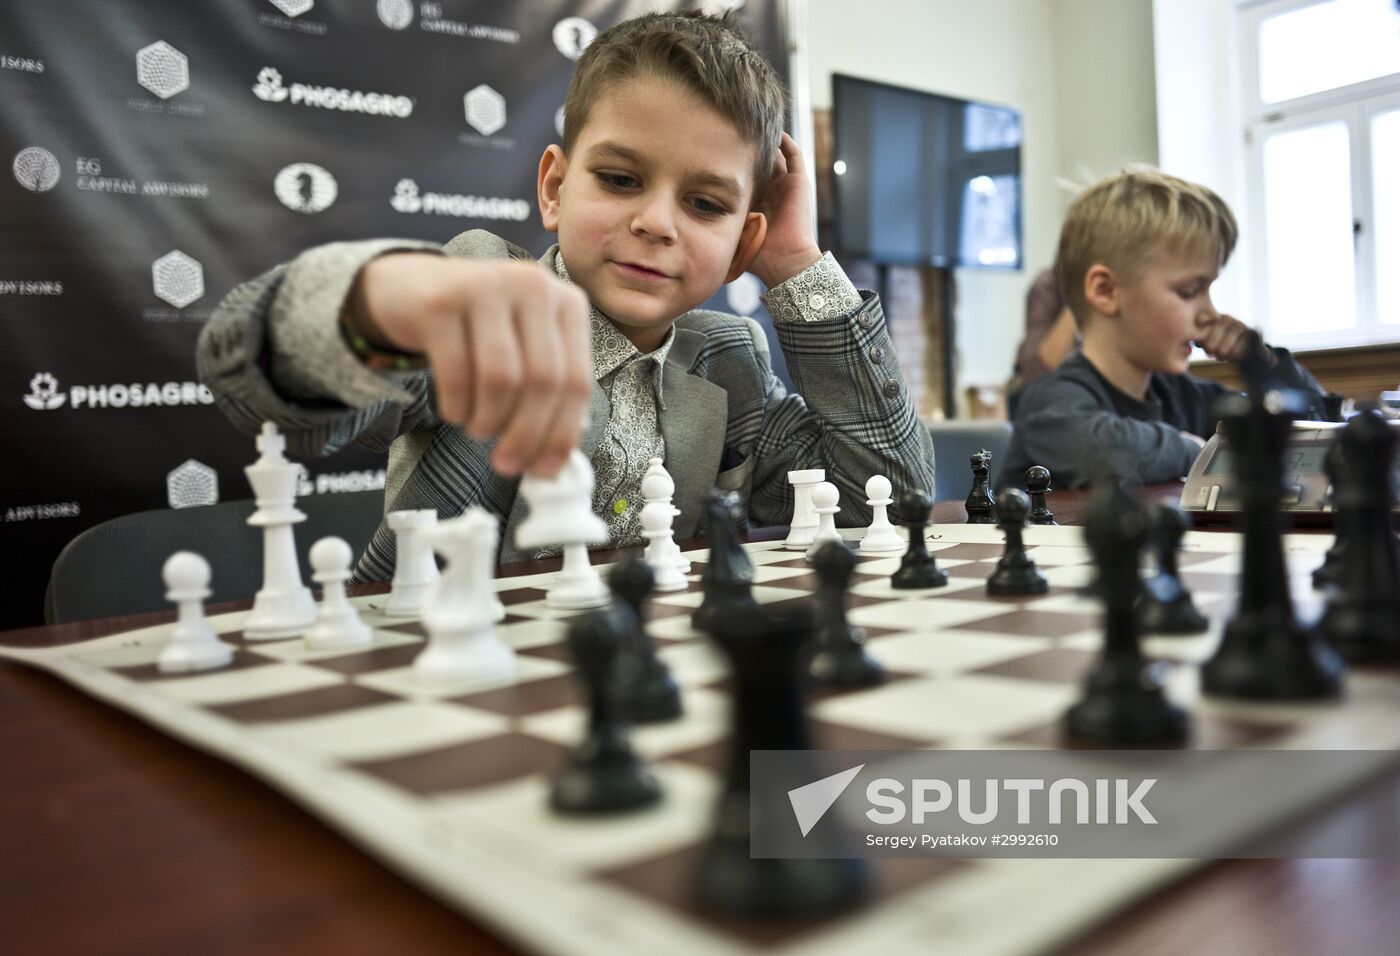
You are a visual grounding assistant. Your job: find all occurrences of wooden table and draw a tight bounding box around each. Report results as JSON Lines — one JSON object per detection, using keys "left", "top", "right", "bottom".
{"left": 4, "top": 487, "right": 1396, "bottom": 956}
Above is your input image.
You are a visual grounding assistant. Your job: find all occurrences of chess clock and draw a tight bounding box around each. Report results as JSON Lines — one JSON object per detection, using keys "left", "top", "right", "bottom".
{"left": 1180, "top": 419, "right": 1400, "bottom": 518}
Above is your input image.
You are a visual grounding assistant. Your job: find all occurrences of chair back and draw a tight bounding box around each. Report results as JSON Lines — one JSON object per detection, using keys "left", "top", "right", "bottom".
{"left": 45, "top": 490, "right": 385, "bottom": 624}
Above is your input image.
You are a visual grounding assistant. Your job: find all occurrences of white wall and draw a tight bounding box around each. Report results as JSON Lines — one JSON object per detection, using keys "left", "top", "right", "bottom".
{"left": 1153, "top": 0, "right": 1249, "bottom": 318}
{"left": 803, "top": 0, "right": 1160, "bottom": 407}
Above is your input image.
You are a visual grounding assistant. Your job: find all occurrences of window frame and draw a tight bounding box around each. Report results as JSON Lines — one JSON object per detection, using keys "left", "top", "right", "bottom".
{"left": 1238, "top": 0, "right": 1400, "bottom": 350}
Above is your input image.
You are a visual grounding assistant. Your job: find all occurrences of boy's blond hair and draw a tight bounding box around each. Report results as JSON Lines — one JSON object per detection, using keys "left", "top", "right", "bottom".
{"left": 561, "top": 11, "right": 786, "bottom": 197}
{"left": 1056, "top": 168, "right": 1239, "bottom": 325}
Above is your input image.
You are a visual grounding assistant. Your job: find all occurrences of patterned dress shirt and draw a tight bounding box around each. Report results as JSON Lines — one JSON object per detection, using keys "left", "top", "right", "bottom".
{"left": 553, "top": 252, "right": 859, "bottom": 547}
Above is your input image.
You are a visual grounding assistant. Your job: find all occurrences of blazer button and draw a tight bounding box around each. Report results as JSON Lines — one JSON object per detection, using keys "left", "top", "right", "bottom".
{"left": 858, "top": 313, "right": 873, "bottom": 329}
{"left": 869, "top": 346, "right": 885, "bottom": 364}
{"left": 882, "top": 378, "right": 900, "bottom": 400}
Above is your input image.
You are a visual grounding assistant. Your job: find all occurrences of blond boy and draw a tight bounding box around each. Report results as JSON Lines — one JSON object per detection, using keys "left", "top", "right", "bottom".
{"left": 199, "top": 12, "right": 934, "bottom": 575}
{"left": 1001, "top": 169, "right": 1331, "bottom": 488}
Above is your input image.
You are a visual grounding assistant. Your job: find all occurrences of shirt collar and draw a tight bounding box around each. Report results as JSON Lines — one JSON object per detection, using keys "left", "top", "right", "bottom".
{"left": 552, "top": 251, "right": 675, "bottom": 391}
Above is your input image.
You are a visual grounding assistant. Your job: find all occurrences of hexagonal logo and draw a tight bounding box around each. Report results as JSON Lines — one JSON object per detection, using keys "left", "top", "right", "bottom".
{"left": 274, "top": 162, "right": 337, "bottom": 213}
{"left": 152, "top": 251, "right": 205, "bottom": 308}
{"left": 12, "top": 147, "right": 60, "bottom": 192}
{"left": 726, "top": 273, "right": 763, "bottom": 316}
{"left": 377, "top": 0, "right": 413, "bottom": 30}
{"left": 167, "top": 459, "right": 219, "bottom": 509}
{"left": 552, "top": 17, "right": 597, "bottom": 60}
{"left": 268, "top": 0, "right": 314, "bottom": 17}
{"left": 136, "top": 41, "right": 189, "bottom": 100}
{"left": 464, "top": 84, "right": 506, "bottom": 136}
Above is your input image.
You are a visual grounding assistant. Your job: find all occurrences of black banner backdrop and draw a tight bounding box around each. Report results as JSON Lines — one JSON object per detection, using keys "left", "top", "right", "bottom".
{"left": 0, "top": 0, "right": 789, "bottom": 629}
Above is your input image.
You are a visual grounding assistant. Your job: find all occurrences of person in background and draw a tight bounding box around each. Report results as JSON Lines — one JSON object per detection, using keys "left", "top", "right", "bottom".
{"left": 1006, "top": 268, "right": 1080, "bottom": 418}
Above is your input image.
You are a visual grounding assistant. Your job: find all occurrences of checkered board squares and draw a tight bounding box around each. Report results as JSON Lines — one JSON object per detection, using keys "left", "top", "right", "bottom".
{"left": 4, "top": 524, "right": 1396, "bottom": 956}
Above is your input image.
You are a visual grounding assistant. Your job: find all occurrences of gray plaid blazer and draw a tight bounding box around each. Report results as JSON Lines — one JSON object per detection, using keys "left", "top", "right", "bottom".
{"left": 198, "top": 230, "right": 936, "bottom": 578}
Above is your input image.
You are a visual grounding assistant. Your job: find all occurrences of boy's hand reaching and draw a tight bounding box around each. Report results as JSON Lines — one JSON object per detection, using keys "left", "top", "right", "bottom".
{"left": 347, "top": 253, "right": 593, "bottom": 478}
{"left": 750, "top": 132, "right": 824, "bottom": 289}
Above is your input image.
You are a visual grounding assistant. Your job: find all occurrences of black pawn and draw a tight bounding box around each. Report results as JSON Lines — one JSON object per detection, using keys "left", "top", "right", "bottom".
{"left": 609, "top": 558, "right": 683, "bottom": 723}
{"left": 692, "top": 490, "right": 756, "bottom": 633}
{"left": 964, "top": 449, "right": 997, "bottom": 524}
{"left": 1312, "top": 437, "right": 1348, "bottom": 592}
{"left": 1201, "top": 392, "right": 1345, "bottom": 700}
{"left": 696, "top": 602, "right": 867, "bottom": 917}
{"left": 1138, "top": 504, "right": 1209, "bottom": 634}
{"left": 987, "top": 489, "right": 1048, "bottom": 595}
{"left": 1317, "top": 408, "right": 1400, "bottom": 663}
{"left": 809, "top": 541, "right": 884, "bottom": 688}
{"left": 891, "top": 489, "right": 947, "bottom": 589}
{"left": 550, "top": 610, "right": 663, "bottom": 814}
{"left": 1065, "top": 481, "right": 1189, "bottom": 744}
{"left": 1025, "top": 466, "right": 1058, "bottom": 525}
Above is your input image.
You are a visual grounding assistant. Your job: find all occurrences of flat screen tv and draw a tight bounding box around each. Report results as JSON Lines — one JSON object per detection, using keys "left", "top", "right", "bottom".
{"left": 831, "top": 74, "right": 1023, "bottom": 270}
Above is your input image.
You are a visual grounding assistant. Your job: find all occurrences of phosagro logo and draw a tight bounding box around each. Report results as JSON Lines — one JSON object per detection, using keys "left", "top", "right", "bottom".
{"left": 13, "top": 146, "right": 60, "bottom": 192}
{"left": 23, "top": 372, "right": 66, "bottom": 410}
{"left": 252, "top": 67, "right": 289, "bottom": 102}
{"left": 275, "top": 163, "right": 337, "bottom": 213}
{"left": 21, "top": 373, "right": 214, "bottom": 411}
{"left": 390, "top": 178, "right": 530, "bottom": 221}
{"left": 252, "top": 66, "right": 413, "bottom": 118}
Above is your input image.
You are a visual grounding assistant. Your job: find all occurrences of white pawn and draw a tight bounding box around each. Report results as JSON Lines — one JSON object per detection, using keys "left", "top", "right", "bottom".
{"left": 158, "top": 552, "right": 234, "bottom": 673}
{"left": 859, "top": 474, "right": 904, "bottom": 553}
{"left": 805, "top": 481, "right": 844, "bottom": 560}
{"left": 385, "top": 509, "right": 440, "bottom": 618}
{"left": 640, "top": 469, "right": 690, "bottom": 574}
{"left": 785, "top": 468, "right": 826, "bottom": 550}
{"left": 304, "top": 537, "right": 373, "bottom": 650}
{"left": 516, "top": 449, "right": 610, "bottom": 611}
{"left": 640, "top": 501, "right": 688, "bottom": 592}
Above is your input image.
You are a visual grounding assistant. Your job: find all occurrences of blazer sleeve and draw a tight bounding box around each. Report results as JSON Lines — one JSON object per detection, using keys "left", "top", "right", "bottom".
{"left": 197, "top": 238, "right": 443, "bottom": 460}
{"left": 744, "top": 291, "right": 937, "bottom": 526}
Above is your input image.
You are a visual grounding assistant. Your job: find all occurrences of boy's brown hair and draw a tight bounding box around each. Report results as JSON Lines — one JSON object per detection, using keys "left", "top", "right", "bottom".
{"left": 561, "top": 11, "right": 786, "bottom": 198}
{"left": 1056, "top": 168, "right": 1239, "bottom": 325}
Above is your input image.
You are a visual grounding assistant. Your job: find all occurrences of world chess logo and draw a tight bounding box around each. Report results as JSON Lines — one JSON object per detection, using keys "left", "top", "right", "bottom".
{"left": 268, "top": 0, "right": 313, "bottom": 17}
{"left": 726, "top": 273, "right": 762, "bottom": 316}
{"left": 464, "top": 84, "right": 506, "bottom": 136}
{"left": 274, "top": 162, "right": 337, "bottom": 213}
{"left": 152, "top": 251, "right": 205, "bottom": 309}
{"left": 135, "top": 41, "right": 189, "bottom": 100}
{"left": 552, "top": 17, "right": 597, "bottom": 60}
{"left": 167, "top": 459, "right": 219, "bottom": 509}
{"left": 391, "top": 178, "right": 423, "bottom": 214}
{"left": 12, "top": 146, "right": 60, "bottom": 192}
{"left": 787, "top": 765, "right": 863, "bottom": 837}
{"left": 252, "top": 66, "right": 289, "bottom": 102}
{"left": 22, "top": 372, "right": 67, "bottom": 411}
{"left": 376, "top": 0, "right": 414, "bottom": 30}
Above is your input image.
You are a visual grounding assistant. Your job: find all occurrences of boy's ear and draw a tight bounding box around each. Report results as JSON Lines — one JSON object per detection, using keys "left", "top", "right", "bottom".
{"left": 1083, "top": 263, "right": 1120, "bottom": 318}
{"left": 723, "top": 211, "right": 767, "bottom": 283}
{"left": 537, "top": 145, "right": 567, "bottom": 233}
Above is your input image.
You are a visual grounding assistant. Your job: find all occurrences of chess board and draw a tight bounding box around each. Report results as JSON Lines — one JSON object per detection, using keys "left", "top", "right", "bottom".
{"left": 4, "top": 523, "right": 1398, "bottom": 956}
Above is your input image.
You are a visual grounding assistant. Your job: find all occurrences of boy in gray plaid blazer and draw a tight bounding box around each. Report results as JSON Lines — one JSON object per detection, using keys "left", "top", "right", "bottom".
{"left": 198, "top": 12, "right": 934, "bottom": 576}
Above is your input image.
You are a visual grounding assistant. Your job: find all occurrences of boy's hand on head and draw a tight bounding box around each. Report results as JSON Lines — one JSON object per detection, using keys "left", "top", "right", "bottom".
{"left": 1195, "top": 311, "right": 1265, "bottom": 365}
{"left": 349, "top": 253, "right": 592, "bottom": 478}
{"left": 750, "top": 132, "right": 824, "bottom": 288}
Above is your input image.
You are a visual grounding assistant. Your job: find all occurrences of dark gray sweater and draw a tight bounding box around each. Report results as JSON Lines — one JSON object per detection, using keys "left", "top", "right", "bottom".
{"left": 999, "top": 350, "right": 1329, "bottom": 489}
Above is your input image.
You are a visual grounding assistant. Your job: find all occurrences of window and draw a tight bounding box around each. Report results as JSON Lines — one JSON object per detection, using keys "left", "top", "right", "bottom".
{"left": 1241, "top": 0, "right": 1400, "bottom": 350}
